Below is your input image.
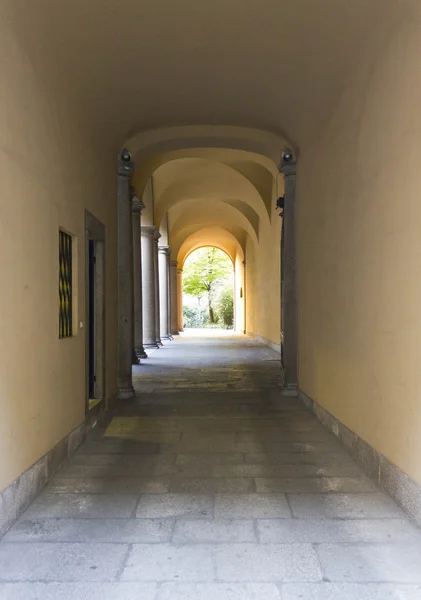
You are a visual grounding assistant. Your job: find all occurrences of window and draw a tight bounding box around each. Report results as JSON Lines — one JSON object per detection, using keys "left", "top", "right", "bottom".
{"left": 59, "top": 230, "right": 73, "bottom": 338}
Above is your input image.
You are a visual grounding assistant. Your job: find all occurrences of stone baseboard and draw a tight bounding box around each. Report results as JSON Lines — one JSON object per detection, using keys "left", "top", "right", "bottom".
{"left": 247, "top": 332, "right": 281, "bottom": 354}
{"left": 0, "top": 421, "right": 86, "bottom": 537}
{"left": 299, "top": 390, "right": 421, "bottom": 528}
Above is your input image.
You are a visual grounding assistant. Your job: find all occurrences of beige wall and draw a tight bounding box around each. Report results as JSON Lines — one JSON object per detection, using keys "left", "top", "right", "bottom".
{"left": 0, "top": 23, "right": 118, "bottom": 491}
{"left": 297, "top": 18, "right": 421, "bottom": 483}
{"left": 245, "top": 185, "right": 283, "bottom": 346}
{"left": 234, "top": 253, "right": 245, "bottom": 333}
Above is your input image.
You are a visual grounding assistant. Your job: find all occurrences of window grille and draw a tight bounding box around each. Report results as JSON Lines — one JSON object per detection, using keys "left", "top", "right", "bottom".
{"left": 59, "top": 230, "right": 73, "bottom": 338}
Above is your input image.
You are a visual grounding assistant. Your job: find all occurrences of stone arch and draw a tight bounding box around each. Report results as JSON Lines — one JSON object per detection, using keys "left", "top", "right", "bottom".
{"left": 170, "top": 199, "right": 258, "bottom": 256}
{"left": 153, "top": 157, "right": 269, "bottom": 227}
{"left": 178, "top": 227, "right": 244, "bottom": 267}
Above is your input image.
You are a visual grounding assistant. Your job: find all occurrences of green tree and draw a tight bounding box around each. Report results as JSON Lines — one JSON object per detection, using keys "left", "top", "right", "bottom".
{"left": 217, "top": 287, "right": 234, "bottom": 329}
{"left": 183, "top": 247, "right": 233, "bottom": 324}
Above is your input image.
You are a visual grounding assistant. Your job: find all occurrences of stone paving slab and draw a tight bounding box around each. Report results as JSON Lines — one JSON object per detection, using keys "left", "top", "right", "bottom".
{"left": 136, "top": 493, "right": 214, "bottom": 519}
{"left": 281, "top": 583, "right": 421, "bottom": 600}
{"left": 288, "top": 493, "right": 404, "bottom": 519}
{"left": 169, "top": 476, "right": 255, "bottom": 493}
{"left": 236, "top": 430, "right": 337, "bottom": 442}
{"left": 22, "top": 492, "right": 138, "bottom": 519}
{"left": 157, "top": 583, "right": 282, "bottom": 599}
{"left": 214, "top": 493, "right": 291, "bottom": 518}
{"left": 214, "top": 543, "right": 322, "bottom": 582}
{"left": 265, "top": 441, "right": 343, "bottom": 453}
{"left": 96, "top": 431, "right": 182, "bottom": 443}
{"left": 176, "top": 453, "right": 244, "bottom": 466}
{"left": 172, "top": 519, "right": 256, "bottom": 543}
{"left": 0, "top": 543, "right": 128, "bottom": 582}
{"left": 212, "top": 463, "right": 363, "bottom": 478}
{"left": 68, "top": 453, "right": 177, "bottom": 466}
{"left": 47, "top": 477, "right": 170, "bottom": 494}
{"left": 256, "top": 476, "right": 377, "bottom": 493}
{"left": 243, "top": 451, "right": 358, "bottom": 465}
{"left": 76, "top": 440, "right": 160, "bottom": 454}
{"left": 256, "top": 518, "right": 421, "bottom": 543}
{"left": 4, "top": 517, "right": 174, "bottom": 543}
{"left": 56, "top": 464, "right": 177, "bottom": 478}
{"left": 317, "top": 543, "right": 421, "bottom": 582}
{"left": 0, "top": 583, "right": 158, "bottom": 600}
{"left": 120, "top": 543, "right": 214, "bottom": 581}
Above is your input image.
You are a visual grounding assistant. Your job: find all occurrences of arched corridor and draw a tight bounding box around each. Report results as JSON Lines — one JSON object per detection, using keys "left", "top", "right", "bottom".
{"left": 1, "top": 0, "right": 421, "bottom": 596}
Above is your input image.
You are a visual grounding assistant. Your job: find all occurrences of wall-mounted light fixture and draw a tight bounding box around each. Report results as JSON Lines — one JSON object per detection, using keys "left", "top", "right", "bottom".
{"left": 120, "top": 148, "right": 132, "bottom": 163}
{"left": 276, "top": 195, "right": 285, "bottom": 217}
{"left": 282, "top": 149, "right": 293, "bottom": 163}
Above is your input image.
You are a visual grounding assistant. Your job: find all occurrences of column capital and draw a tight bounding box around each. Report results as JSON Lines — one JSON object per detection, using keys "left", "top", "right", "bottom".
{"left": 130, "top": 186, "right": 145, "bottom": 213}
{"left": 131, "top": 198, "right": 145, "bottom": 215}
{"left": 279, "top": 148, "right": 296, "bottom": 177}
{"left": 117, "top": 148, "right": 135, "bottom": 177}
{"left": 158, "top": 245, "right": 171, "bottom": 256}
{"left": 170, "top": 260, "right": 178, "bottom": 267}
{"left": 153, "top": 230, "right": 161, "bottom": 242}
{"left": 141, "top": 225, "right": 156, "bottom": 237}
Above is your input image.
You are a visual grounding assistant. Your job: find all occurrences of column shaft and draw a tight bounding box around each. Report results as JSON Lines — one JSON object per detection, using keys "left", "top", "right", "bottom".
{"left": 132, "top": 191, "right": 147, "bottom": 360}
{"left": 170, "top": 261, "right": 179, "bottom": 335}
{"left": 117, "top": 150, "right": 135, "bottom": 399}
{"left": 177, "top": 268, "right": 184, "bottom": 332}
{"left": 158, "top": 246, "right": 171, "bottom": 340}
{"left": 153, "top": 230, "right": 162, "bottom": 345}
{"left": 280, "top": 151, "right": 298, "bottom": 391}
{"left": 141, "top": 226, "right": 159, "bottom": 348}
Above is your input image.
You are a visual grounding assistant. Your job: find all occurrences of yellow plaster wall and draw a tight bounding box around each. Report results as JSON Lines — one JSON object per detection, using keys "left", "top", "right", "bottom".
{"left": 245, "top": 192, "right": 282, "bottom": 346}
{"left": 234, "top": 253, "right": 245, "bottom": 333}
{"left": 0, "top": 24, "right": 118, "bottom": 491}
{"left": 297, "top": 18, "right": 421, "bottom": 483}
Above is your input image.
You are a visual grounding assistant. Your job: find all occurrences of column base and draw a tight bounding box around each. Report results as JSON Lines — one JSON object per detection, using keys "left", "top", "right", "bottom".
{"left": 144, "top": 342, "right": 160, "bottom": 349}
{"left": 161, "top": 335, "right": 172, "bottom": 341}
{"left": 280, "top": 382, "right": 298, "bottom": 397}
{"left": 132, "top": 348, "right": 140, "bottom": 365}
{"left": 156, "top": 340, "right": 163, "bottom": 347}
{"left": 135, "top": 345, "right": 148, "bottom": 359}
{"left": 118, "top": 385, "right": 135, "bottom": 400}
{"left": 171, "top": 330, "right": 180, "bottom": 336}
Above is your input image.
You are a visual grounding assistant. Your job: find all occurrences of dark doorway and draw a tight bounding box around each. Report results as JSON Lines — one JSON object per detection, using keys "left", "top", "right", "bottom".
{"left": 85, "top": 212, "right": 105, "bottom": 413}
{"left": 280, "top": 209, "right": 285, "bottom": 373}
{"left": 88, "top": 239, "right": 96, "bottom": 399}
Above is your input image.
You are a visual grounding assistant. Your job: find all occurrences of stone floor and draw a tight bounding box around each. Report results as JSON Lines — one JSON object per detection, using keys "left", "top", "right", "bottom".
{"left": 1, "top": 332, "right": 421, "bottom": 599}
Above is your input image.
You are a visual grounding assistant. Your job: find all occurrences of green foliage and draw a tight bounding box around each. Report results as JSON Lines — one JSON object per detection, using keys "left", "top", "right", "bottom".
{"left": 217, "top": 287, "right": 234, "bottom": 329}
{"left": 182, "top": 306, "right": 208, "bottom": 329}
{"left": 183, "top": 247, "right": 233, "bottom": 324}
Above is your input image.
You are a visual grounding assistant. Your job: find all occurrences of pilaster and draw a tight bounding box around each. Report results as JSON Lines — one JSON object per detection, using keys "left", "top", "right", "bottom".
{"left": 117, "top": 149, "right": 135, "bottom": 399}
{"left": 279, "top": 148, "right": 298, "bottom": 392}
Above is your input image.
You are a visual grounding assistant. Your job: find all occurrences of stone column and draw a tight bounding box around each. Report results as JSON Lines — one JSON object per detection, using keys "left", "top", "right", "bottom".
{"left": 141, "top": 226, "right": 159, "bottom": 348}
{"left": 153, "top": 230, "right": 162, "bottom": 346}
{"left": 170, "top": 260, "right": 179, "bottom": 335}
{"left": 177, "top": 268, "right": 184, "bottom": 332}
{"left": 117, "top": 149, "right": 135, "bottom": 400}
{"left": 279, "top": 149, "right": 298, "bottom": 392}
{"left": 131, "top": 189, "right": 147, "bottom": 360}
{"left": 158, "top": 246, "right": 171, "bottom": 340}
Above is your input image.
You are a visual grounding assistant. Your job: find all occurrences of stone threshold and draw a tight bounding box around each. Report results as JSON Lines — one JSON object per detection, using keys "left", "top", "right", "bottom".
{"left": 0, "top": 398, "right": 106, "bottom": 538}
{"left": 299, "top": 390, "right": 421, "bottom": 528}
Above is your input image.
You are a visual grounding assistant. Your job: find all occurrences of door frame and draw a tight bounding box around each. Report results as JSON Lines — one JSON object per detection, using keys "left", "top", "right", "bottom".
{"left": 85, "top": 211, "right": 106, "bottom": 414}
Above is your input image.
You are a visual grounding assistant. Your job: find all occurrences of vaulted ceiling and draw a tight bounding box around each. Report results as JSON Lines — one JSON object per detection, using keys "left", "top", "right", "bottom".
{"left": 4, "top": 0, "right": 418, "bottom": 257}
{"left": 4, "top": 0, "right": 415, "bottom": 151}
